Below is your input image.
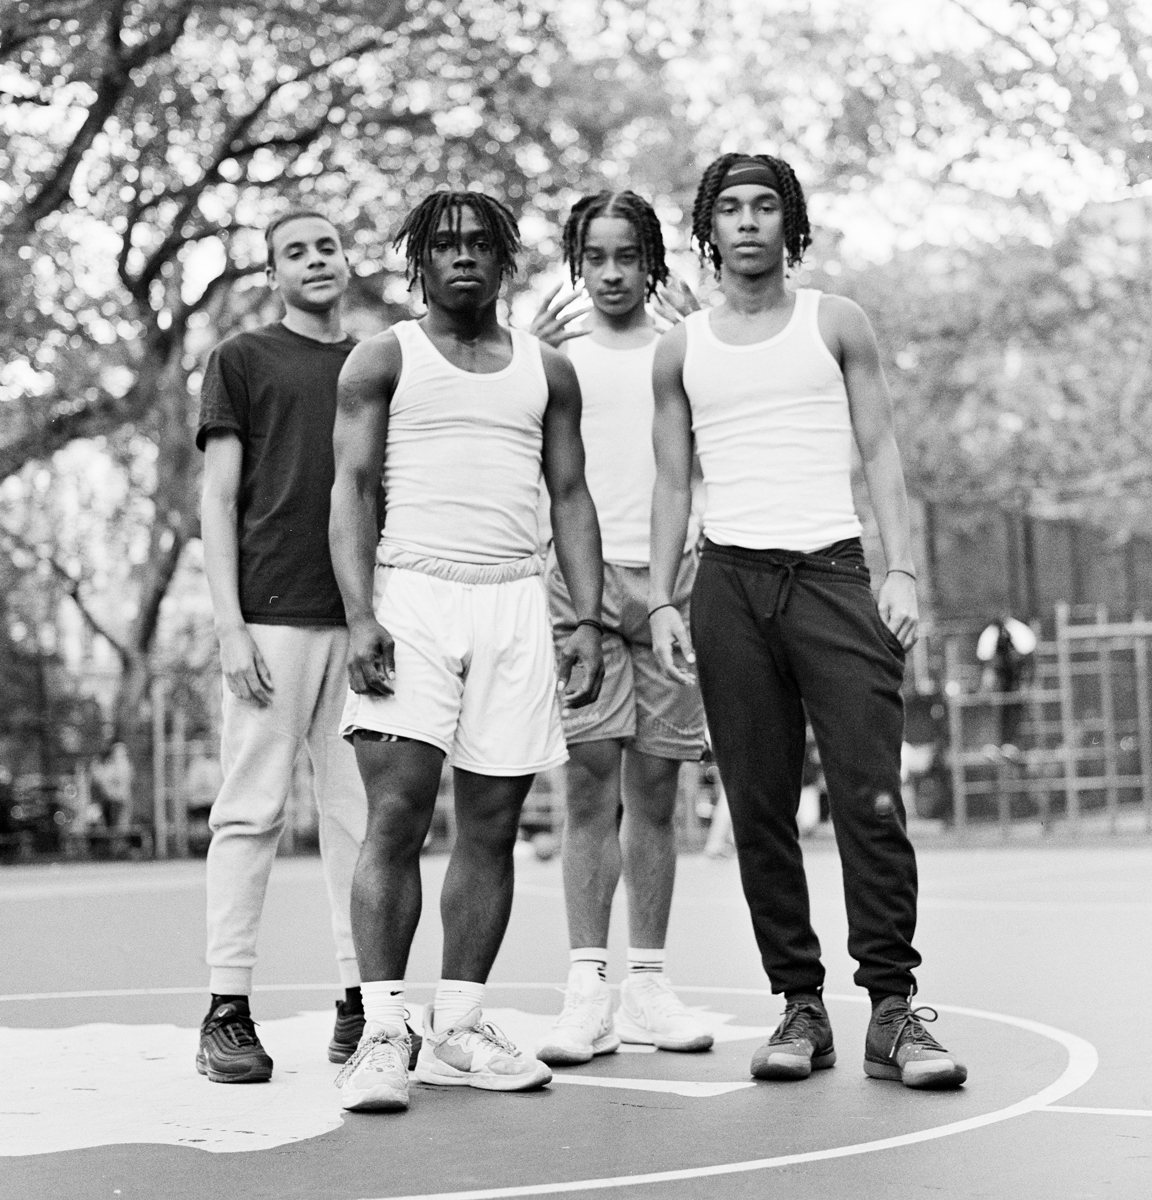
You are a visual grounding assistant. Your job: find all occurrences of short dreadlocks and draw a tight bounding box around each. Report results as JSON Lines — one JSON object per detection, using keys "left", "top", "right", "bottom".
{"left": 561, "top": 191, "right": 669, "bottom": 298}
{"left": 691, "top": 153, "right": 811, "bottom": 275}
{"left": 393, "top": 190, "right": 522, "bottom": 292}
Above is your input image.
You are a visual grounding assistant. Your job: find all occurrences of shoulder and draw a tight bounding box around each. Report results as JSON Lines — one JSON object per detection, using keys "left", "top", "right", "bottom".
{"left": 815, "top": 292, "right": 872, "bottom": 337}
{"left": 653, "top": 319, "right": 689, "bottom": 368}
{"left": 343, "top": 327, "right": 404, "bottom": 376}
{"left": 538, "top": 339, "right": 580, "bottom": 390}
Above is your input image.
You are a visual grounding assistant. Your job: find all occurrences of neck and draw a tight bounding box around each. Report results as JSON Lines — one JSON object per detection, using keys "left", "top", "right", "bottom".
{"left": 425, "top": 300, "right": 502, "bottom": 342}
{"left": 281, "top": 305, "right": 344, "bottom": 343}
{"left": 719, "top": 263, "right": 789, "bottom": 314}
{"left": 589, "top": 301, "right": 653, "bottom": 346}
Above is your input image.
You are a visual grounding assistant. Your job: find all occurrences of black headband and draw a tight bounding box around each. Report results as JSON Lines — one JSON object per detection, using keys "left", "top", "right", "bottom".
{"left": 718, "top": 157, "right": 781, "bottom": 195}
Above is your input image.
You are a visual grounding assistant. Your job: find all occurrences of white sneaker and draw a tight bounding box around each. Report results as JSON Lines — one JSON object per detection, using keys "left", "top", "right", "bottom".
{"left": 615, "top": 974, "right": 714, "bottom": 1052}
{"left": 537, "top": 977, "right": 621, "bottom": 1066}
{"left": 335, "top": 1022, "right": 410, "bottom": 1112}
{"left": 415, "top": 1006, "right": 552, "bottom": 1091}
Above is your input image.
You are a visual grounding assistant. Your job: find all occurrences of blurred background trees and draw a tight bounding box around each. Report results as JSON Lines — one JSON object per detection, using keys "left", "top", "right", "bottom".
{"left": 1, "top": 0, "right": 1151, "bottom": 827}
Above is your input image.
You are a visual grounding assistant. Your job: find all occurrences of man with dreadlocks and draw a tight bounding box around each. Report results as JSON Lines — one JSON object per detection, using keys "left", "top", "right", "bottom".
{"left": 649, "top": 153, "right": 968, "bottom": 1090}
{"left": 327, "top": 190, "right": 604, "bottom": 1113}
{"left": 528, "top": 191, "right": 712, "bottom": 1066}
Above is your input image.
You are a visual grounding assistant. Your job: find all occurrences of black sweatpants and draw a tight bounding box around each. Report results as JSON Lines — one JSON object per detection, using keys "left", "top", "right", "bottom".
{"left": 691, "top": 538, "right": 920, "bottom": 998}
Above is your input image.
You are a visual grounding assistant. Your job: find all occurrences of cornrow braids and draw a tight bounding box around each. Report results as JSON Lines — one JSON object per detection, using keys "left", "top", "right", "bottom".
{"left": 393, "top": 190, "right": 522, "bottom": 292}
{"left": 561, "top": 190, "right": 669, "bottom": 297}
{"left": 691, "top": 153, "right": 811, "bottom": 275}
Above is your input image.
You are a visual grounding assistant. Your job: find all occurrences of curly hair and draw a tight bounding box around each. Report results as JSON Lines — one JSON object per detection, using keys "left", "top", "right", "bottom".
{"left": 393, "top": 190, "right": 522, "bottom": 291}
{"left": 691, "top": 153, "right": 811, "bottom": 274}
{"left": 561, "top": 191, "right": 669, "bottom": 298}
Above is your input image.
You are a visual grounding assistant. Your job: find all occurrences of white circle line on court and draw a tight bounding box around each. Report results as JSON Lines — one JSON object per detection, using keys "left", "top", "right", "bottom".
{"left": 0, "top": 983, "right": 1099, "bottom": 1200}
{"left": 359, "top": 988, "right": 1099, "bottom": 1200}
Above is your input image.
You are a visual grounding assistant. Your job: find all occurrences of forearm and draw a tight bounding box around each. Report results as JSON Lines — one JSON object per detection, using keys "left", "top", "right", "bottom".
{"left": 649, "top": 473, "right": 691, "bottom": 606}
{"left": 200, "top": 493, "right": 245, "bottom": 635}
{"left": 551, "top": 486, "right": 603, "bottom": 622}
{"left": 860, "top": 436, "right": 916, "bottom": 574}
{"left": 329, "top": 475, "right": 380, "bottom": 625}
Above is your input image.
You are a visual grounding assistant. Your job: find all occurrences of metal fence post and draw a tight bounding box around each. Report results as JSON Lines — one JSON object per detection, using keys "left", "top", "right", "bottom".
{"left": 1055, "top": 603, "right": 1078, "bottom": 829}
{"left": 151, "top": 676, "right": 168, "bottom": 859}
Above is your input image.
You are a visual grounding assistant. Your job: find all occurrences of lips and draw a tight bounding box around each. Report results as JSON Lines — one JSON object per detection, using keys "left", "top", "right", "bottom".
{"left": 449, "top": 276, "right": 483, "bottom": 285}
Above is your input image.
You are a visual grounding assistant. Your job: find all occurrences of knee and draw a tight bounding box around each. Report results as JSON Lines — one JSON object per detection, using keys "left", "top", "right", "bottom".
{"left": 456, "top": 818, "right": 519, "bottom": 861}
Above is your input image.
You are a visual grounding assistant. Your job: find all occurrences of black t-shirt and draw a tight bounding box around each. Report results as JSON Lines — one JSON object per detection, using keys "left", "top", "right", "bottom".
{"left": 196, "top": 322, "right": 354, "bottom": 626}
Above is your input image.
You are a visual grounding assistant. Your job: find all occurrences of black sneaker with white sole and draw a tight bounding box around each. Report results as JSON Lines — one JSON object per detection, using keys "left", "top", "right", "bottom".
{"left": 750, "top": 994, "right": 836, "bottom": 1081}
{"left": 864, "top": 997, "right": 967, "bottom": 1089}
{"left": 196, "top": 1002, "right": 273, "bottom": 1083}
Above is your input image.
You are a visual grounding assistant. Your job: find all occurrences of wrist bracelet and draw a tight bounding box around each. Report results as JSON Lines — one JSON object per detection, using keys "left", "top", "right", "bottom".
{"left": 887, "top": 568, "right": 917, "bottom": 581}
{"left": 575, "top": 618, "right": 604, "bottom": 634}
{"left": 647, "top": 603, "right": 676, "bottom": 619}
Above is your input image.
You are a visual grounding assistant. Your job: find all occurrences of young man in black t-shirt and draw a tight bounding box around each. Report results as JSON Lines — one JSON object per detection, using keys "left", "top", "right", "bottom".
{"left": 195, "top": 212, "right": 380, "bottom": 1082}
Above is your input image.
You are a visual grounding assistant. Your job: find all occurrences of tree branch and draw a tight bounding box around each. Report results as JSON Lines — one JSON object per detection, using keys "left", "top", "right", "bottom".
{"left": 0, "top": 526, "right": 131, "bottom": 664}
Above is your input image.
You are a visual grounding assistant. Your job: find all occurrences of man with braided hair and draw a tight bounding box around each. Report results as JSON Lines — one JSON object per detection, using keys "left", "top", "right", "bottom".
{"left": 649, "top": 154, "right": 968, "bottom": 1089}
{"left": 328, "top": 190, "right": 604, "bottom": 1112}
{"left": 530, "top": 191, "right": 713, "bottom": 1066}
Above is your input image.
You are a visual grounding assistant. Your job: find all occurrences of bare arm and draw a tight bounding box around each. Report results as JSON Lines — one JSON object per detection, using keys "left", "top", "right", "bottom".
{"left": 648, "top": 321, "right": 697, "bottom": 683}
{"left": 201, "top": 432, "right": 273, "bottom": 705}
{"left": 540, "top": 344, "right": 604, "bottom": 708}
{"left": 330, "top": 333, "right": 400, "bottom": 694}
{"left": 825, "top": 295, "right": 918, "bottom": 649}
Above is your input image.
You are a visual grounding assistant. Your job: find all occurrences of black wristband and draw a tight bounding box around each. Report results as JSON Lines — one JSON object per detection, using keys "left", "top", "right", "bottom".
{"left": 647, "top": 602, "right": 676, "bottom": 619}
{"left": 575, "top": 618, "right": 604, "bottom": 634}
{"left": 886, "top": 568, "right": 917, "bottom": 581}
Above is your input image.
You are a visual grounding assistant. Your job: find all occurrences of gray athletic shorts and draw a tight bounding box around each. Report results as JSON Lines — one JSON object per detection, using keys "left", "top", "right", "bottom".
{"left": 546, "top": 550, "right": 706, "bottom": 761}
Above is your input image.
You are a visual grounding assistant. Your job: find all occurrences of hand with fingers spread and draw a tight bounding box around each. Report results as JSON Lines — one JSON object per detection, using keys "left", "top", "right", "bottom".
{"left": 556, "top": 624, "right": 605, "bottom": 709}
{"left": 650, "top": 604, "right": 696, "bottom": 685}
{"left": 219, "top": 626, "right": 274, "bottom": 706}
{"left": 651, "top": 275, "right": 702, "bottom": 328}
{"left": 878, "top": 571, "right": 919, "bottom": 650}
{"left": 346, "top": 615, "right": 396, "bottom": 696}
{"left": 529, "top": 281, "right": 592, "bottom": 349}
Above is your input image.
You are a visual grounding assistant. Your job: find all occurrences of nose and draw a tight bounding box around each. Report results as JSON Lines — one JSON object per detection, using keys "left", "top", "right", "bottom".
{"left": 453, "top": 243, "right": 476, "bottom": 266}
{"left": 737, "top": 204, "right": 759, "bottom": 230}
{"left": 601, "top": 258, "right": 623, "bottom": 282}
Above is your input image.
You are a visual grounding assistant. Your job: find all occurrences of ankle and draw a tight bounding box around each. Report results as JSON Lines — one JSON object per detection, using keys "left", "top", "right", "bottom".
{"left": 432, "top": 979, "right": 485, "bottom": 1031}
{"left": 362, "top": 980, "right": 406, "bottom": 1031}
{"left": 569, "top": 948, "right": 608, "bottom": 983}
{"left": 208, "top": 993, "right": 250, "bottom": 1020}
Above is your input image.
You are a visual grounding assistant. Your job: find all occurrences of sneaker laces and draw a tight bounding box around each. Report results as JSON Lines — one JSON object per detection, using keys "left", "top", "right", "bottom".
{"left": 875, "top": 1003, "right": 947, "bottom": 1058}
{"left": 204, "top": 1006, "right": 261, "bottom": 1050}
{"left": 769, "top": 998, "right": 825, "bottom": 1045}
{"left": 334, "top": 1029, "right": 407, "bottom": 1087}
{"left": 457, "top": 1020, "right": 518, "bottom": 1056}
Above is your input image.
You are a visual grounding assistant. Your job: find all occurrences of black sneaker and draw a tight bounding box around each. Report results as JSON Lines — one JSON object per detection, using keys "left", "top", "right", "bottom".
{"left": 327, "top": 1000, "right": 422, "bottom": 1070}
{"left": 864, "top": 997, "right": 967, "bottom": 1089}
{"left": 750, "top": 993, "right": 836, "bottom": 1080}
{"left": 196, "top": 1002, "right": 273, "bottom": 1083}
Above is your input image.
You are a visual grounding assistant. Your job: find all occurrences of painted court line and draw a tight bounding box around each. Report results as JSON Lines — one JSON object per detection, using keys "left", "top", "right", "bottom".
{"left": 550, "top": 1076, "right": 754, "bottom": 1098}
{"left": 358, "top": 989, "right": 1099, "bottom": 1200}
{"left": 1041, "top": 1105, "right": 1152, "bottom": 1117}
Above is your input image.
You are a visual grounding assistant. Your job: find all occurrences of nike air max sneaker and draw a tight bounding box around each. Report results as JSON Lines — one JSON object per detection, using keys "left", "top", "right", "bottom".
{"left": 196, "top": 1001, "right": 273, "bottom": 1083}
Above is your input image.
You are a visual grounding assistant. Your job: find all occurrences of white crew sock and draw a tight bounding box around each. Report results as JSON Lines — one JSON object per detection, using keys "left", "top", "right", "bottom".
{"left": 628, "top": 947, "right": 666, "bottom": 976}
{"left": 433, "top": 979, "right": 486, "bottom": 1032}
{"left": 569, "top": 947, "right": 609, "bottom": 987}
{"left": 361, "top": 980, "right": 407, "bottom": 1032}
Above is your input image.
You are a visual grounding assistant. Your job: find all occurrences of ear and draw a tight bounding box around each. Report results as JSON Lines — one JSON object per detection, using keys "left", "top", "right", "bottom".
{"left": 266, "top": 264, "right": 278, "bottom": 292}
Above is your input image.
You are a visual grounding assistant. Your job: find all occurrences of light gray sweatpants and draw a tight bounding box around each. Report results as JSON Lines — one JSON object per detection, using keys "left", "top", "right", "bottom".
{"left": 205, "top": 624, "right": 366, "bottom": 995}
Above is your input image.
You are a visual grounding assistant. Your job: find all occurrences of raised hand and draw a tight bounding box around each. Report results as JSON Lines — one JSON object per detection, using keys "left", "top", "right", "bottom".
{"left": 529, "top": 281, "right": 592, "bottom": 349}
{"left": 651, "top": 274, "right": 702, "bottom": 328}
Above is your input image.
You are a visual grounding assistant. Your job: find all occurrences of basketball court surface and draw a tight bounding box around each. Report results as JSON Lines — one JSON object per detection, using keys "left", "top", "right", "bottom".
{"left": 2, "top": 835, "right": 1149, "bottom": 1198}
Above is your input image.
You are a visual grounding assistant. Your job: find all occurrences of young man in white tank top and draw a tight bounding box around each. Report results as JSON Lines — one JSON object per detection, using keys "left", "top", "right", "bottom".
{"left": 528, "top": 193, "right": 712, "bottom": 1066}
{"left": 650, "top": 155, "right": 967, "bottom": 1091}
{"left": 328, "top": 192, "right": 605, "bottom": 1113}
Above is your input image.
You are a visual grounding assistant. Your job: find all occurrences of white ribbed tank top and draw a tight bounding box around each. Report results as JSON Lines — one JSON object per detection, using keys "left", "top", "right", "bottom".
{"left": 682, "top": 289, "right": 862, "bottom": 552}
{"left": 567, "top": 336, "right": 700, "bottom": 566}
{"left": 379, "top": 320, "right": 549, "bottom": 566}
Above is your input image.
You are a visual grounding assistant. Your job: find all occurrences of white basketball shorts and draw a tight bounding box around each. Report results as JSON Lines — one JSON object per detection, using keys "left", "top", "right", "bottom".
{"left": 339, "top": 567, "right": 568, "bottom": 776}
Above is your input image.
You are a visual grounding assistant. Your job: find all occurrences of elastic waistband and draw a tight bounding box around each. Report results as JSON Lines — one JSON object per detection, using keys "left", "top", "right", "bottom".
{"left": 701, "top": 537, "right": 869, "bottom": 578}
{"left": 701, "top": 537, "right": 870, "bottom": 619}
{"left": 376, "top": 543, "right": 544, "bottom": 585}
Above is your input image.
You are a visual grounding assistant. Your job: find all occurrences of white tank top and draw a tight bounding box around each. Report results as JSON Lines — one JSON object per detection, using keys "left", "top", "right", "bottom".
{"left": 682, "top": 289, "right": 862, "bottom": 552}
{"left": 567, "top": 337, "right": 700, "bottom": 566}
{"left": 379, "top": 320, "right": 548, "bottom": 567}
